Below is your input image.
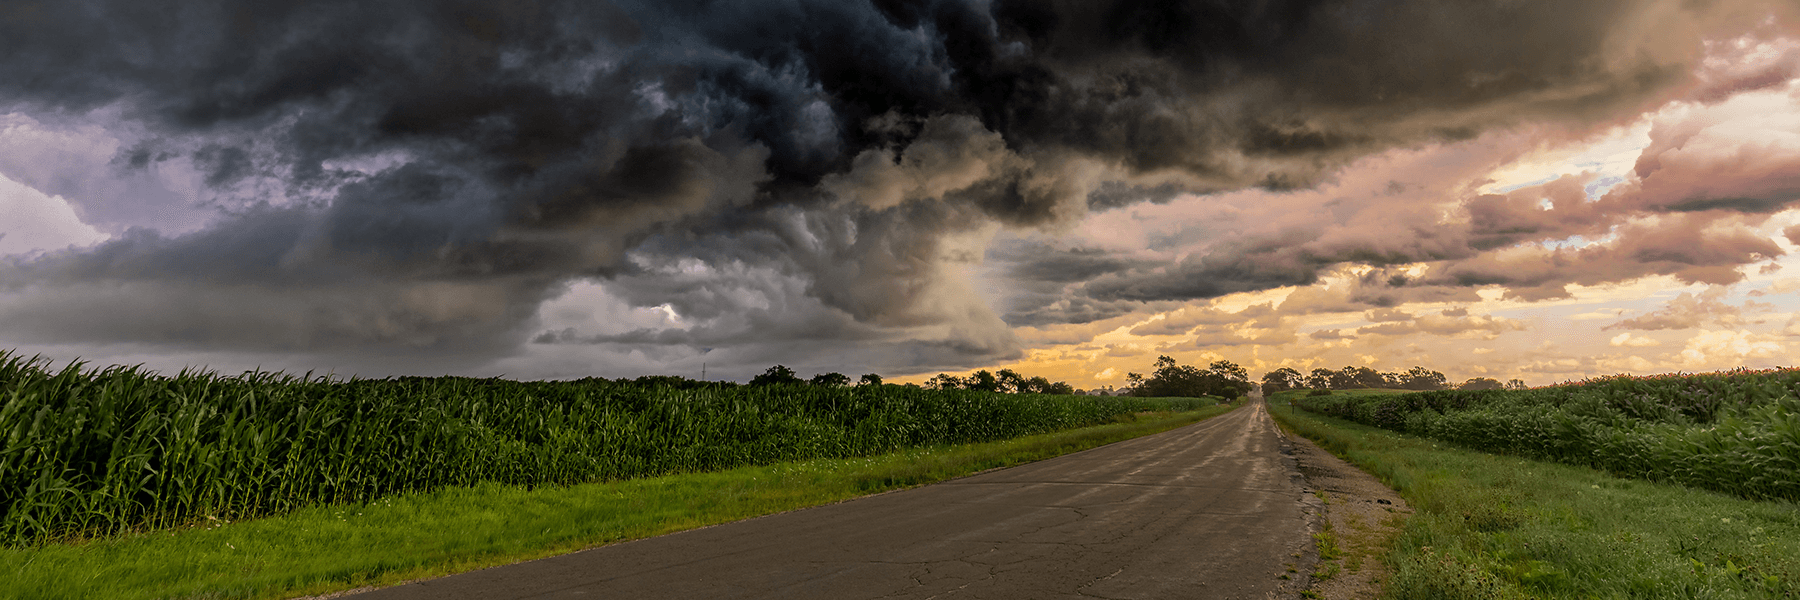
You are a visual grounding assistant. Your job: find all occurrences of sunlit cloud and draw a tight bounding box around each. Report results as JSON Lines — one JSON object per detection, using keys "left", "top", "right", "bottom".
{"left": 2, "top": 1, "right": 1799, "bottom": 387}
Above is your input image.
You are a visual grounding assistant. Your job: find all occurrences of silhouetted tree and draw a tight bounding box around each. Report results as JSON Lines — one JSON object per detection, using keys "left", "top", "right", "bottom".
{"left": 1459, "top": 377, "right": 1505, "bottom": 391}
{"left": 810, "top": 372, "right": 850, "bottom": 387}
{"left": 859, "top": 373, "right": 884, "bottom": 386}
{"left": 1399, "top": 366, "right": 1449, "bottom": 390}
{"left": 996, "top": 369, "right": 1028, "bottom": 393}
{"left": 1305, "top": 368, "right": 1334, "bottom": 389}
{"left": 1209, "top": 360, "right": 1249, "bottom": 384}
{"left": 925, "top": 373, "right": 963, "bottom": 390}
{"left": 750, "top": 365, "right": 803, "bottom": 386}
{"left": 1129, "top": 355, "right": 1250, "bottom": 399}
{"left": 1261, "top": 367, "right": 1304, "bottom": 393}
{"left": 965, "top": 370, "right": 1001, "bottom": 392}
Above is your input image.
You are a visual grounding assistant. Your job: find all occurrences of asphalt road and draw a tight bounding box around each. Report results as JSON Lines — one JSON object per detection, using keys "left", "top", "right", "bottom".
{"left": 353, "top": 397, "right": 1314, "bottom": 599}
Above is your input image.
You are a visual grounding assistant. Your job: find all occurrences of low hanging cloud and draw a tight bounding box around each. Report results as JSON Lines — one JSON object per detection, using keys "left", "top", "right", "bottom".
{"left": 1609, "top": 332, "right": 1662, "bottom": 347}
{"left": 1353, "top": 310, "right": 1527, "bottom": 339}
{"left": 0, "top": 0, "right": 1795, "bottom": 377}
{"left": 1127, "top": 302, "right": 1282, "bottom": 337}
{"left": 1603, "top": 287, "right": 1770, "bottom": 330}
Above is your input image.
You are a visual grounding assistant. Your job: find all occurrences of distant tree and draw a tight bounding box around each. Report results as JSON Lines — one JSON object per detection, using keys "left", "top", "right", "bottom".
{"left": 1305, "top": 368, "right": 1334, "bottom": 389}
{"left": 750, "top": 365, "right": 803, "bottom": 386}
{"left": 1459, "top": 377, "right": 1505, "bottom": 391}
{"left": 996, "top": 369, "right": 1028, "bottom": 393}
{"left": 1261, "top": 367, "right": 1305, "bottom": 393}
{"left": 922, "top": 368, "right": 1073, "bottom": 394}
{"left": 627, "top": 374, "right": 723, "bottom": 389}
{"left": 925, "top": 373, "right": 963, "bottom": 390}
{"left": 1128, "top": 355, "right": 1249, "bottom": 399}
{"left": 859, "top": 373, "right": 884, "bottom": 386}
{"left": 1209, "top": 360, "right": 1250, "bottom": 384}
{"left": 1346, "top": 366, "right": 1388, "bottom": 389}
{"left": 1505, "top": 378, "right": 1528, "bottom": 391}
{"left": 810, "top": 372, "right": 850, "bottom": 387}
{"left": 965, "top": 370, "right": 1001, "bottom": 392}
{"left": 1399, "top": 366, "right": 1449, "bottom": 391}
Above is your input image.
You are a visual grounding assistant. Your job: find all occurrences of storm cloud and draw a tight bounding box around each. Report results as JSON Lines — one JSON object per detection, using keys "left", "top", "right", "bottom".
{"left": 0, "top": 0, "right": 1793, "bottom": 378}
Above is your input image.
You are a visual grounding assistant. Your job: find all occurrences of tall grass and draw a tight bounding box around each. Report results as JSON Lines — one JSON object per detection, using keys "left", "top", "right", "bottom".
{"left": 0, "top": 350, "right": 1210, "bottom": 547}
{"left": 1290, "top": 369, "right": 1800, "bottom": 502}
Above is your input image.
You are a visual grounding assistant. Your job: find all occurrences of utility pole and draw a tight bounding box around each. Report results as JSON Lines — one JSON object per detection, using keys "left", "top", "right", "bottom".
{"left": 701, "top": 362, "right": 706, "bottom": 380}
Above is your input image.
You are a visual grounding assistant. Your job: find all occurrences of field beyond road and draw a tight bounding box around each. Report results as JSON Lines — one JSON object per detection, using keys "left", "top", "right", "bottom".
{"left": 350, "top": 399, "right": 1314, "bottom": 599}
{"left": 1272, "top": 388, "right": 1800, "bottom": 599}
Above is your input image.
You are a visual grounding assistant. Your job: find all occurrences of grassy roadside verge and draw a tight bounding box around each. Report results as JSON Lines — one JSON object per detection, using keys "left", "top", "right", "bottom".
{"left": 2, "top": 401, "right": 1238, "bottom": 600}
{"left": 1269, "top": 393, "right": 1800, "bottom": 599}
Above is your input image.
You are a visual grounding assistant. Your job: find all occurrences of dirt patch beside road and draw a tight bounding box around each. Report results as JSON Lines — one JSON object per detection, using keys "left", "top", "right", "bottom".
{"left": 1287, "top": 433, "right": 1413, "bottom": 600}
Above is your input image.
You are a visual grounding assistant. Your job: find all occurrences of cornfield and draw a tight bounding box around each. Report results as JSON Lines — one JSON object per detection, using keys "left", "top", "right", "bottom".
{"left": 1291, "top": 368, "right": 1800, "bottom": 502}
{"left": 0, "top": 350, "right": 1210, "bottom": 547}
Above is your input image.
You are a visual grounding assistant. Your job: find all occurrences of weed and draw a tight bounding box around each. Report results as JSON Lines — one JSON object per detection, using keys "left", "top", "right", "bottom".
{"left": 1271, "top": 400, "right": 1800, "bottom": 600}
{"left": 1285, "top": 369, "right": 1800, "bottom": 502}
{"left": 0, "top": 350, "right": 1219, "bottom": 547}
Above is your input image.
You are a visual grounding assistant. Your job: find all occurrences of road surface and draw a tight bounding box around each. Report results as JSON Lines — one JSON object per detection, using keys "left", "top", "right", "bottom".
{"left": 353, "top": 397, "right": 1315, "bottom": 599}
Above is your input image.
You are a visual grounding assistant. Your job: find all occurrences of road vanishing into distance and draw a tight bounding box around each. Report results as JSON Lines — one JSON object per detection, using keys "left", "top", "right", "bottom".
{"left": 354, "top": 395, "right": 1314, "bottom": 600}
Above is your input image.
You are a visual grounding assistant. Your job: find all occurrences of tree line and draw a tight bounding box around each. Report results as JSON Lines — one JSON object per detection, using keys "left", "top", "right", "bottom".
{"left": 1259, "top": 365, "right": 1526, "bottom": 392}
{"left": 1123, "top": 355, "right": 1253, "bottom": 400}
{"left": 748, "top": 365, "right": 884, "bottom": 387}
{"left": 922, "top": 369, "right": 1077, "bottom": 395}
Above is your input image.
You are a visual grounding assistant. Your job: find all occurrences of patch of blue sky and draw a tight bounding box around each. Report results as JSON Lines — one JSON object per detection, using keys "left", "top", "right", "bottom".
{"left": 1490, "top": 174, "right": 1561, "bottom": 195}
{"left": 1540, "top": 235, "right": 1590, "bottom": 250}
{"left": 1584, "top": 175, "right": 1625, "bottom": 199}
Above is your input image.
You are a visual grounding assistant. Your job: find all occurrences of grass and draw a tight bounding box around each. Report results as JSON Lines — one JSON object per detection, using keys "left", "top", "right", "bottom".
{"left": 0, "top": 402, "right": 1238, "bottom": 600}
{"left": 0, "top": 349, "right": 1215, "bottom": 546}
{"left": 1270, "top": 391, "right": 1800, "bottom": 599}
{"left": 1291, "top": 370, "right": 1800, "bottom": 503}
{"left": 1311, "top": 511, "right": 1343, "bottom": 579}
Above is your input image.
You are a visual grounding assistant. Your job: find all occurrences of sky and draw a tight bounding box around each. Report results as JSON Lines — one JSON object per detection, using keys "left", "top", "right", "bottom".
{"left": 5, "top": 0, "right": 1800, "bottom": 388}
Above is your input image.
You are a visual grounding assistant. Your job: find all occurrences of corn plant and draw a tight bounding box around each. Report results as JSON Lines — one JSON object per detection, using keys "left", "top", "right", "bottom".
{"left": 0, "top": 350, "right": 1210, "bottom": 546}
{"left": 1291, "top": 368, "right": 1800, "bottom": 502}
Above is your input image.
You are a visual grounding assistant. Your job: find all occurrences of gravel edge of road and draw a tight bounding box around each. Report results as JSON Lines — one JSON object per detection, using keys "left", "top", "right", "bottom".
{"left": 1281, "top": 423, "right": 1415, "bottom": 600}
{"left": 1271, "top": 408, "right": 1329, "bottom": 599}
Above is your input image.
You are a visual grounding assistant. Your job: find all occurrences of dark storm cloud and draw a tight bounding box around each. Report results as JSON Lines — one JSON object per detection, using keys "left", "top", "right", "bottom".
{"left": 1000, "top": 244, "right": 1155, "bottom": 285}
{"left": 985, "top": 240, "right": 1163, "bottom": 326}
{"left": 0, "top": 0, "right": 1765, "bottom": 373}
{"left": 1079, "top": 229, "right": 1326, "bottom": 303}
{"left": 1086, "top": 181, "right": 1190, "bottom": 211}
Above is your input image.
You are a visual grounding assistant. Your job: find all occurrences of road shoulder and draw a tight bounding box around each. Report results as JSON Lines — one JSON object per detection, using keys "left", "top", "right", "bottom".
{"left": 1288, "top": 432, "right": 1413, "bottom": 599}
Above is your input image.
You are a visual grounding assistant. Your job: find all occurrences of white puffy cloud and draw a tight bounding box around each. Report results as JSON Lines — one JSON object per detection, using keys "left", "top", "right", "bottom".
{"left": 1677, "top": 329, "right": 1783, "bottom": 368}
{"left": 0, "top": 173, "right": 108, "bottom": 255}
{"left": 1609, "top": 332, "right": 1661, "bottom": 347}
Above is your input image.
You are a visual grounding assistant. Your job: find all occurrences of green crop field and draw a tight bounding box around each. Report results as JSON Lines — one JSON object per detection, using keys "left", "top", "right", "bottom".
{"left": 0, "top": 350, "right": 1213, "bottom": 548}
{"left": 1272, "top": 391, "right": 1800, "bottom": 599}
{"left": 1287, "top": 369, "right": 1800, "bottom": 502}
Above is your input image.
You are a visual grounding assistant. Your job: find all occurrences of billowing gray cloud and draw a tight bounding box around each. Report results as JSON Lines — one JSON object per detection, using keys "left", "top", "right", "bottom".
{"left": 0, "top": 0, "right": 1788, "bottom": 377}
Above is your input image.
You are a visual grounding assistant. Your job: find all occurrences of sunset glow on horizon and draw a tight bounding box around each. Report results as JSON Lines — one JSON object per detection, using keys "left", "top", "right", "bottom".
{"left": 5, "top": 2, "right": 1800, "bottom": 387}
